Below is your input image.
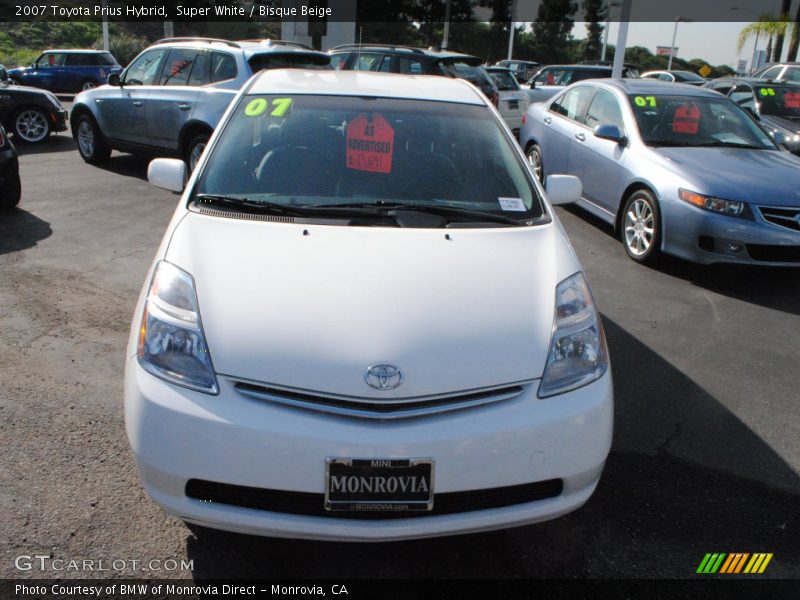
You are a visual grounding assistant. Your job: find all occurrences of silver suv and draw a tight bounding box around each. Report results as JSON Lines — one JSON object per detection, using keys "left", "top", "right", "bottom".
{"left": 71, "top": 37, "right": 330, "bottom": 169}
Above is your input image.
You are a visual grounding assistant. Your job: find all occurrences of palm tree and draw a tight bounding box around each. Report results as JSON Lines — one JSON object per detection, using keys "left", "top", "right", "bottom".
{"left": 787, "top": 3, "right": 800, "bottom": 62}
{"left": 737, "top": 18, "right": 795, "bottom": 63}
{"left": 773, "top": 0, "right": 792, "bottom": 62}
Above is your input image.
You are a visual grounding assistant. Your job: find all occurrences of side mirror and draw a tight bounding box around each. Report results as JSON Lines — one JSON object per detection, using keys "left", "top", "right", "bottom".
{"left": 545, "top": 174, "right": 582, "bottom": 206}
{"left": 107, "top": 72, "right": 121, "bottom": 87}
{"left": 148, "top": 158, "right": 186, "bottom": 193}
{"left": 594, "top": 124, "right": 624, "bottom": 143}
{"left": 771, "top": 131, "right": 788, "bottom": 146}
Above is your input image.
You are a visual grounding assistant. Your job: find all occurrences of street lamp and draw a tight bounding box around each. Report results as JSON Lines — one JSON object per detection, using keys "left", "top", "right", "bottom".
{"left": 667, "top": 17, "right": 692, "bottom": 70}
{"left": 732, "top": 6, "right": 760, "bottom": 74}
{"left": 601, "top": 1, "right": 622, "bottom": 63}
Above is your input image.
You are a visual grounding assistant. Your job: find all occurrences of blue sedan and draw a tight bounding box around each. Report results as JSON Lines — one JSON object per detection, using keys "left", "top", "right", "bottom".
{"left": 520, "top": 79, "right": 800, "bottom": 266}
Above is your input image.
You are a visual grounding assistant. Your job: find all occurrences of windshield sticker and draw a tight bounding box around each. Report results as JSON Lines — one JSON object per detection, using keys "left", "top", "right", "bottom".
{"left": 245, "top": 98, "right": 268, "bottom": 117}
{"left": 244, "top": 98, "right": 293, "bottom": 118}
{"left": 498, "top": 197, "right": 526, "bottom": 212}
{"left": 270, "top": 98, "right": 293, "bottom": 117}
{"left": 759, "top": 88, "right": 776, "bottom": 97}
{"left": 785, "top": 92, "right": 800, "bottom": 108}
{"left": 673, "top": 103, "right": 700, "bottom": 134}
{"left": 634, "top": 95, "right": 657, "bottom": 108}
{"left": 345, "top": 113, "right": 394, "bottom": 174}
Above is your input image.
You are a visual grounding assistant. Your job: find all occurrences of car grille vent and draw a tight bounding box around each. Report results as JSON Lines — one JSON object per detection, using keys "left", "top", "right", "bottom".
{"left": 192, "top": 205, "right": 295, "bottom": 224}
{"left": 758, "top": 206, "right": 800, "bottom": 232}
{"left": 745, "top": 244, "right": 800, "bottom": 262}
{"left": 233, "top": 381, "right": 527, "bottom": 420}
{"left": 185, "top": 478, "right": 564, "bottom": 519}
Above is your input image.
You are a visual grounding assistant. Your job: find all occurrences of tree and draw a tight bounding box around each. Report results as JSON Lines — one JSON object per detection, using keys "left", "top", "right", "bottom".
{"left": 772, "top": 0, "right": 792, "bottom": 62}
{"left": 530, "top": 0, "right": 578, "bottom": 64}
{"left": 787, "top": 2, "right": 800, "bottom": 62}
{"left": 736, "top": 19, "right": 794, "bottom": 62}
{"left": 582, "top": 0, "right": 606, "bottom": 61}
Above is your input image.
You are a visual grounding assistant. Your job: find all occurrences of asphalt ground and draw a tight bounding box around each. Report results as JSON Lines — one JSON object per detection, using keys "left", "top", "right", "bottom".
{"left": 1, "top": 123, "right": 799, "bottom": 581}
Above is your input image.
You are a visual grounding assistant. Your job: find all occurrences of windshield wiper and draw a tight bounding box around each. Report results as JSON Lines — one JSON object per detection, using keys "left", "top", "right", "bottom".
{"left": 693, "top": 141, "right": 766, "bottom": 150}
{"left": 194, "top": 194, "right": 310, "bottom": 216}
{"left": 308, "top": 201, "right": 530, "bottom": 226}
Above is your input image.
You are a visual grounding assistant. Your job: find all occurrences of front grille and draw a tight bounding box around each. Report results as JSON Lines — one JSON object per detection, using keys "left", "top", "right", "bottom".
{"left": 233, "top": 382, "right": 526, "bottom": 420}
{"left": 185, "top": 478, "right": 563, "bottom": 519}
{"left": 758, "top": 205, "right": 800, "bottom": 232}
{"left": 746, "top": 244, "right": 800, "bottom": 262}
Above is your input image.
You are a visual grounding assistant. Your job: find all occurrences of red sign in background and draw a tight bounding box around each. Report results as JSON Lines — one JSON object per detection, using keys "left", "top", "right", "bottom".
{"left": 346, "top": 113, "right": 395, "bottom": 174}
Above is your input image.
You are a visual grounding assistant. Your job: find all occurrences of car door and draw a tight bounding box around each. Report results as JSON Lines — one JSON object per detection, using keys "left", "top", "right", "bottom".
{"left": 144, "top": 47, "right": 203, "bottom": 150}
{"left": 538, "top": 86, "right": 596, "bottom": 176}
{"left": 94, "top": 48, "right": 166, "bottom": 144}
{"left": 569, "top": 87, "right": 628, "bottom": 215}
{"left": 23, "top": 52, "right": 65, "bottom": 91}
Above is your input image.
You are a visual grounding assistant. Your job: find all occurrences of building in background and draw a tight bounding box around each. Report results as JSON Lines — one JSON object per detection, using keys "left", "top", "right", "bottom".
{"left": 279, "top": 0, "right": 356, "bottom": 50}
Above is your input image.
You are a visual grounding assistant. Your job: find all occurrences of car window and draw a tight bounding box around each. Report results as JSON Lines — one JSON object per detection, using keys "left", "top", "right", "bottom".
{"left": 488, "top": 70, "right": 519, "bottom": 91}
{"left": 710, "top": 82, "right": 734, "bottom": 95}
{"left": 398, "top": 57, "right": 424, "bottom": 74}
{"left": 123, "top": 49, "right": 167, "bottom": 86}
{"left": 187, "top": 51, "right": 209, "bottom": 86}
{"left": 377, "top": 55, "right": 394, "bottom": 72}
{"left": 248, "top": 53, "right": 329, "bottom": 72}
{"left": 160, "top": 48, "right": 199, "bottom": 86}
{"left": 210, "top": 52, "right": 237, "bottom": 82}
{"left": 584, "top": 88, "right": 624, "bottom": 131}
{"left": 785, "top": 67, "right": 800, "bottom": 82}
{"left": 197, "top": 95, "right": 544, "bottom": 219}
{"left": 573, "top": 69, "right": 610, "bottom": 82}
{"left": 642, "top": 73, "right": 660, "bottom": 80}
{"left": 330, "top": 52, "right": 350, "bottom": 70}
{"left": 65, "top": 54, "right": 92, "bottom": 67}
{"left": 730, "top": 84, "right": 755, "bottom": 111}
{"left": 658, "top": 73, "right": 673, "bottom": 81}
{"left": 627, "top": 93, "right": 775, "bottom": 149}
{"left": 758, "top": 66, "right": 783, "bottom": 79}
{"left": 754, "top": 85, "right": 800, "bottom": 119}
{"left": 550, "top": 86, "right": 595, "bottom": 123}
{"left": 100, "top": 53, "right": 117, "bottom": 66}
{"left": 38, "top": 53, "right": 66, "bottom": 67}
{"left": 352, "top": 53, "right": 384, "bottom": 71}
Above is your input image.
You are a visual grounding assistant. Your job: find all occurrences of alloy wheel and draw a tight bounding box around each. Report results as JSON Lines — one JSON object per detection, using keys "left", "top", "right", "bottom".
{"left": 15, "top": 110, "right": 49, "bottom": 143}
{"left": 623, "top": 198, "right": 655, "bottom": 256}
{"left": 77, "top": 120, "right": 95, "bottom": 158}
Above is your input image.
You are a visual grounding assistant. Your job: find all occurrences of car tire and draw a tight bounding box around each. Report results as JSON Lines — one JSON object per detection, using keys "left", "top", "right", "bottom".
{"left": 525, "top": 143, "right": 544, "bottom": 182}
{"left": 621, "top": 189, "right": 661, "bottom": 264}
{"left": 12, "top": 107, "right": 51, "bottom": 144}
{"left": 185, "top": 134, "right": 210, "bottom": 172}
{"left": 0, "top": 172, "right": 21, "bottom": 210}
{"left": 75, "top": 114, "right": 112, "bottom": 165}
{"left": 79, "top": 79, "right": 97, "bottom": 93}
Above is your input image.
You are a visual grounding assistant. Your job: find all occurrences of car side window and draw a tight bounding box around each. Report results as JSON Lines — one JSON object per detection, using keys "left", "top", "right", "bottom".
{"left": 398, "top": 57, "right": 424, "bottom": 74}
{"left": 210, "top": 52, "right": 237, "bottom": 82}
{"left": 377, "top": 55, "right": 395, "bottom": 72}
{"left": 550, "top": 86, "right": 595, "bottom": 123}
{"left": 123, "top": 49, "right": 167, "bottom": 86}
{"left": 658, "top": 73, "right": 673, "bottom": 81}
{"left": 39, "top": 53, "right": 66, "bottom": 67}
{"left": 584, "top": 88, "right": 624, "bottom": 131}
{"left": 730, "top": 84, "right": 755, "bottom": 111}
{"left": 187, "top": 51, "right": 210, "bottom": 86}
{"left": 759, "top": 66, "right": 782, "bottom": 79}
{"left": 330, "top": 52, "right": 351, "bottom": 70}
{"left": 710, "top": 82, "right": 733, "bottom": 95}
{"left": 160, "top": 49, "right": 199, "bottom": 86}
{"left": 352, "top": 53, "right": 384, "bottom": 71}
{"left": 786, "top": 67, "right": 800, "bottom": 82}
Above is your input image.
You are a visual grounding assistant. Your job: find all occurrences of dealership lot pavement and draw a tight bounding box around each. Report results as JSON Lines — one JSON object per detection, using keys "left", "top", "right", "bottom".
{"left": 1, "top": 129, "right": 798, "bottom": 579}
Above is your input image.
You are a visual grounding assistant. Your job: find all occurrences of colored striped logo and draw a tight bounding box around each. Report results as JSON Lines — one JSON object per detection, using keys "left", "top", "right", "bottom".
{"left": 696, "top": 553, "right": 773, "bottom": 574}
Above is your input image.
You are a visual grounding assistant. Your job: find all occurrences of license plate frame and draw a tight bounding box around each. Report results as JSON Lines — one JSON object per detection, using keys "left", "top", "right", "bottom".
{"left": 325, "top": 458, "right": 434, "bottom": 512}
{"left": 508, "top": 99, "right": 519, "bottom": 110}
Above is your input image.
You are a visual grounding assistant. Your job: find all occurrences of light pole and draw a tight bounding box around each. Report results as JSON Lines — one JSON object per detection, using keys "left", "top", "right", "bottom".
{"left": 667, "top": 17, "right": 692, "bottom": 70}
{"left": 601, "top": 1, "right": 621, "bottom": 63}
{"left": 732, "top": 6, "right": 760, "bottom": 74}
{"left": 507, "top": 0, "right": 516, "bottom": 60}
{"left": 442, "top": 0, "right": 451, "bottom": 50}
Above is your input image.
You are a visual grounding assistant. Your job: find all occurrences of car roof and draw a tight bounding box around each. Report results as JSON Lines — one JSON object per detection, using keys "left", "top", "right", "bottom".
{"left": 44, "top": 49, "right": 110, "bottom": 54}
{"left": 542, "top": 64, "right": 612, "bottom": 71}
{"left": 707, "top": 76, "right": 800, "bottom": 86}
{"left": 148, "top": 38, "right": 323, "bottom": 57}
{"left": 329, "top": 44, "right": 479, "bottom": 61}
{"left": 598, "top": 79, "right": 721, "bottom": 97}
{"left": 248, "top": 69, "right": 486, "bottom": 105}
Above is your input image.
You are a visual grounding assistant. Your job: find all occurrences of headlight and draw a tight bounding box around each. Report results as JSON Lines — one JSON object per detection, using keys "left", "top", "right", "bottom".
{"left": 678, "top": 188, "right": 749, "bottom": 217}
{"left": 45, "top": 92, "right": 62, "bottom": 109}
{"left": 538, "top": 272, "right": 608, "bottom": 398}
{"left": 137, "top": 261, "right": 218, "bottom": 394}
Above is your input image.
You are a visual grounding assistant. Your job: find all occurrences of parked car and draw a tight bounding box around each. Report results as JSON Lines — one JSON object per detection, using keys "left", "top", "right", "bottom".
{"left": 0, "top": 65, "right": 68, "bottom": 144}
{"left": 522, "top": 64, "right": 639, "bottom": 104}
{"left": 486, "top": 66, "right": 530, "bottom": 137}
{"left": 495, "top": 59, "right": 541, "bottom": 83}
{"left": 0, "top": 125, "right": 21, "bottom": 209}
{"left": 330, "top": 44, "right": 499, "bottom": 105}
{"left": 127, "top": 68, "right": 610, "bottom": 541}
{"left": 520, "top": 79, "right": 800, "bottom": 265}
{"left": 753, "top": 62, "right": 800, "bottom": 83}
{"left": 704, "top": 77, "right": 800, "bottom": 154}
{"left": 641, "top": 70, "right": 706, "bottom": 86}
{"left": 7, "top": 49, "right": 121, "bottom": 94}
{"left": 71, "top": 38, "right": 330, "bottom": 170}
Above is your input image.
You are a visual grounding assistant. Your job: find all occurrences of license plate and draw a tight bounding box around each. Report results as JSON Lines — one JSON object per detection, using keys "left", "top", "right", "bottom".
{"left": 508, "top": 100, "right": 519, "bottom": 110}
{"left": 325, "top": 458, "right": 434, "bottom": 512}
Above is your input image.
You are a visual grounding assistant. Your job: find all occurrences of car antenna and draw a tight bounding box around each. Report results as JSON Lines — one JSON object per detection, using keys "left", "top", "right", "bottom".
{"left": 357, "top": 26, "right": 362, "bottom": 68}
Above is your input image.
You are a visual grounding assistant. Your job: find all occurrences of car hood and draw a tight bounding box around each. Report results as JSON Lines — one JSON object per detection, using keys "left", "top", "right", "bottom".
{"left": 652, "top": 147, "right": 800, "bottom": 205}
{"left": 164, "top": 213, "right": 577, "bottom": 398}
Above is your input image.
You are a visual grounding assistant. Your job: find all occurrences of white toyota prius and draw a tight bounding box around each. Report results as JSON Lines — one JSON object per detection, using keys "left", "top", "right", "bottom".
{"left": 125, "top": 69, "right": 613, "bottom": 541}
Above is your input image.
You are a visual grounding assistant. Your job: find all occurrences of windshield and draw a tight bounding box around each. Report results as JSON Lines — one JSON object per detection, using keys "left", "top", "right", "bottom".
{"left": 195, "top": 95, "right": 543, "bottom": 221}
{"left": 628, "top": 94, "right": 777, "bottom": 149}
{"left": 754, "top": 85, "right": 800, "bottom": 119}
{"left": 439, "top": 60, "right": 495, "bottom": 94}
{"left": 674, "top": 71, "right": 704, "bottom": 82}
{"left": 488, "top": 70, "right": 519, "bottom": 91}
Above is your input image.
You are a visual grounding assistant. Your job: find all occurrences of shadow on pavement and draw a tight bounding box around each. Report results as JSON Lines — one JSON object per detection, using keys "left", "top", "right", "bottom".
{"left": 0, "top": 208, "right": 52, "bottom": 255}
{"left": 15, "top": 134, "right": 76, "bottom": 156}
{"left": 182, "top": 318, "right": 799, "bottom": 579}
{"left": 561, "top": 204, "right": 800, "bottom": 316}
{"left": 96, "top": 153, "right": 152, "bottom": 181}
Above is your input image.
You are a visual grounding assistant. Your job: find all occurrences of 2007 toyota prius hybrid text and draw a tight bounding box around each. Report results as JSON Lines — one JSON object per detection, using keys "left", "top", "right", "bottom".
{"left": 124, "top": 69, "right": 613, "bottom": 541}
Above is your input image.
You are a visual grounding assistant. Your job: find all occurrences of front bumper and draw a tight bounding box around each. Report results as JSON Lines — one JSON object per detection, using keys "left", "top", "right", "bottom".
{"left": 661, "top": 199, "right": 800, "bottom": 266}
{"left": 125, "top": 359, "right": 613, "bottom": 541}
{"left": 0, "top": 146, "right": 20, "bottom": 201}
{"left": 51, "top": 108, "right": 68, "bottom": 133}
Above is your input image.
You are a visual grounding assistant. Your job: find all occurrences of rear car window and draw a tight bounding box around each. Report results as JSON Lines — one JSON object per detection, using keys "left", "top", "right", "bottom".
{"left": 198, "top": 95, "right": 543, "bottom": 217}
{"left": 247, "top": 53, "right": 330, "bottom": 73}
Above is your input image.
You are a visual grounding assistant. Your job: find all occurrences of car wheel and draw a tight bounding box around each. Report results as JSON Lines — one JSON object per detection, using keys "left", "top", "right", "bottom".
{"left": 621, "top": 190, "right": 661, "bottom": 263}
{"left": 186, "top": 134, "right": 210, "bottom": 172}
{"left": 526, "top": 143, "right": 543, "bottom": 182}
{"left": 79, "top": 79, "right": 97, "bottom": 92}
{"left": 75, "top": 114, "right": 111, "bottom": 164}
{"left": 0, "top": 172, "right": 21, "bottom": 209}
{"left": 13, "top": 108, "right": 51, "bottom": 144}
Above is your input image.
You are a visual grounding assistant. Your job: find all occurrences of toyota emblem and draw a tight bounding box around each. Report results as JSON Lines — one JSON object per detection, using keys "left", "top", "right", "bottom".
{"left": 364, "top": 364, "right": 403, "bottom": 390}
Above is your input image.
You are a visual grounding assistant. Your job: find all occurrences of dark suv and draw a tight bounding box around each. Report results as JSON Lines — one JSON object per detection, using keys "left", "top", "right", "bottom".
{"left": 330, "top": 44, "right": 499, "bottom": 105}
